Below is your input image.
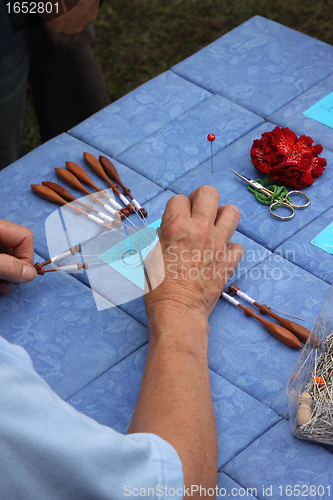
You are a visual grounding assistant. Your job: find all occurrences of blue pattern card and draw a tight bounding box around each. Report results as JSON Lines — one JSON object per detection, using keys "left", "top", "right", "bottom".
{"left": 303, "top": 92, "right": 333, "bottom": 128}
{"left": 99, "top": 219, "right": 162, "bottom": 289}
{"left": 310, "top": 221, "right": 333, "bottom": 255}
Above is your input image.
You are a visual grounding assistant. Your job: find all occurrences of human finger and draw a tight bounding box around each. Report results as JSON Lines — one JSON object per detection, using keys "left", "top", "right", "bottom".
{"left": 214, "top": 204, "right": 241, "bottom": 245}
{"left": 188, "top": 185, "right": 220, "bottom": 224}
{"left": 160, "top": 194, "right": 191, "bottom": 230}
{"left": 0, "top": 254, "right": 37, "bottom": 284}
{"left": 0, "top": 221, "right": 34, "bottom": 265}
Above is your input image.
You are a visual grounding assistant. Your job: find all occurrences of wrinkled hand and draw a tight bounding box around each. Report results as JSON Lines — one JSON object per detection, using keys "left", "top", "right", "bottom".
{"left": 42, "top": 0, "right": 100, "bottom": 41}
{"left": 0, "top": 220, "right": 36, "bottom": 295}
{"left": 144, "top": 186, "right": 244, "bottom": 321}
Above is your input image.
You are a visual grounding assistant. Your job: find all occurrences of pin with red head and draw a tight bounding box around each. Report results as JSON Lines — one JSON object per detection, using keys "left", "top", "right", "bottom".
{"left": 207, "top": 134, "right": 215, "bottom": 174}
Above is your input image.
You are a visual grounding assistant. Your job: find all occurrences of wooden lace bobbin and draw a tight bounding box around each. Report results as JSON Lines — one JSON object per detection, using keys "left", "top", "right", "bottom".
{"left": 83, "top": 153, "right": 137, "bottom": 216}
{"left": 65, "top": 161, "right": 130, "bottom": 218}
{"left": 297, "top": 392, "right": 313, "bottom": 426}
{"left": 87, "top": 153, "right": 136, "bottom": 214}
{"left": 37, "top": 262, "right": 88, "bottom": 275}
{"left": 34, "top": 244, "right": 81, "bottom": 271}
{"left": 30, "top": 184, "right": 114, "bottom": 230}
{"left": 42, "top": 182, "right": 114, "bottom": 225}
{"left": 98, "top": 155, "right": 147, "bottom": 218}
{"left": 228, "top": 284, "right": 320, "bottom": 346}
{"left": 55, "top": 168, "right": 123, "bottom": 228}
{"left": 221, "top": 290, "right": 302, "bottom": 349}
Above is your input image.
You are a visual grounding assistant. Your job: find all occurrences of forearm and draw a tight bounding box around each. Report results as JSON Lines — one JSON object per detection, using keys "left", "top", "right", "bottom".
{"left": 128, "top": 305, "right": 217, "bottom": 498}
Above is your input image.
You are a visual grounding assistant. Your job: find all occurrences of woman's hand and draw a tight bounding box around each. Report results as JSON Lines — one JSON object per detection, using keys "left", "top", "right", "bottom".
{"left": 42, "top": 0, "right": 100, "bottom": 41}
{"left": 0, "top": 220, "right": 36, "bottom": 295}
{"left": 144, "top": 185, "right": 244, "bottom": 322}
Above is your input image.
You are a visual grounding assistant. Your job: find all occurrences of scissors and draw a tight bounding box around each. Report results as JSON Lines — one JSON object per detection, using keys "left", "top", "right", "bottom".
{"left": 231, "top": 170, "right": 310, "bottom": 220}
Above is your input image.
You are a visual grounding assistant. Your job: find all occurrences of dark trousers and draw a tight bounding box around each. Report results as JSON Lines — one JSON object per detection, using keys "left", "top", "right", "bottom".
{"left": 0, "top": 6, "right": 30, "bottom": 170}
{"left": 0, "top": 5, "right": 110, "bottom": 170}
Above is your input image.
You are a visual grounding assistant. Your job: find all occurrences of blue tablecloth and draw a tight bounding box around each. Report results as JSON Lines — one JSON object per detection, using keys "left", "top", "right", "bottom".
{"left": 1, "top": 15, "right": 333, "bottom": 500}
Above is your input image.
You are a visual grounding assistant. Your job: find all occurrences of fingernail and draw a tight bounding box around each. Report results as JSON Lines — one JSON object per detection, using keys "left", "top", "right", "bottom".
{"left": 21, "top": 264, "right": 37, "bottom": 282}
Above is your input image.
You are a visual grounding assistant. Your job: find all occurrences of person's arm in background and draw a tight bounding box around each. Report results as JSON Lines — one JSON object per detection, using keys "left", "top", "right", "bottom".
{"left": 0, "top": 221, "right": 36, "bottom": 295}
{"left": 128, "top": 186, "right": 244, "bottom": 498}
{"left": 41, "top": 0, "right": 100, "bottom": 40}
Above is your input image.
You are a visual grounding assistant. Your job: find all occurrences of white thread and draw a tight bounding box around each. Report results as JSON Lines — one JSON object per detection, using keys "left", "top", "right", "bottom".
{"left": 237, "top": 290, "right": 255, "bottom": 304}
{"left": 119, "top": 194, "right": 129, "bottom": 206}
{"left": 88, "top": 214, "right": 104, "bottom": 225}
{"left": 51, "top": 249, "right": 71, "bottom": 263}
{"left": 103, "top": 204, "right": 117, "bottom": 216}
{"left": 108, "top": 198, "right": 122, "bottom": 210}
{"left": 97, "top": 212, "right": 114, "bottom": 223}
{"left": 132, "top": 198, "right": 142, "bottom": 210}
{"left": 56, "top": 265, "right": 81, "bottom": 273}
{"left": 221, "top": 292, "right": 239, "bottom": 307}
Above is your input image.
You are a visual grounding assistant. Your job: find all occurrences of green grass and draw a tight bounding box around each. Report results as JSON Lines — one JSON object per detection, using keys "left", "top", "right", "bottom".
{"left": 23, "top": 0, "right": 333, "bottom": 153}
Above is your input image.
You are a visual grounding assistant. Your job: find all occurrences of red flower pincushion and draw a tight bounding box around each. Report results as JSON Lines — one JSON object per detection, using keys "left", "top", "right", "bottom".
{"left": 250, "top": 126, "right": 326, "bottom": 189}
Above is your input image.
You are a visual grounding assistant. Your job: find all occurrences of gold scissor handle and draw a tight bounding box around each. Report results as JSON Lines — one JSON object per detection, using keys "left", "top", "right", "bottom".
{"left": 284, "top": 190, "right": 310, "bottom": 209}
{"left": 269, "top": 200, "right": 295, "bottom": 220}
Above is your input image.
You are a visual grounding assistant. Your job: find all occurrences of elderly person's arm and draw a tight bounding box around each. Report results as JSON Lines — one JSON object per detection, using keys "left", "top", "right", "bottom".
{"left": 128, "top": 186, "right": 244, "bottom": 498}
{"left": 0, "top": 187, "right": 243, "bottom": 499}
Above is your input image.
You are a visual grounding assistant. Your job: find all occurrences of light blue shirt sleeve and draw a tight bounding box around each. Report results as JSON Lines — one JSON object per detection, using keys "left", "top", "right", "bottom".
{"left": 0, "top": 336, "right": 184, "bottom": 500}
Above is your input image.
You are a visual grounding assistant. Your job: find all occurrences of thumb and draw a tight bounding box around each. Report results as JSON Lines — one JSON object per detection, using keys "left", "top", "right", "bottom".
{"left": 0, "top": 254, "right": 37, "bottom": 284}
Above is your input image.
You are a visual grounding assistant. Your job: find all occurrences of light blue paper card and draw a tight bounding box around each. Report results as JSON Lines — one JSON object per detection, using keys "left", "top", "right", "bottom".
{"left": 303, "top": 92, "right": 333, "bottom": 128}
{"left": 310, "top": 221, "right": 333, "bottom": 255}
{"left": 99, "top": 219, "right": 162, "bottom": 289}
